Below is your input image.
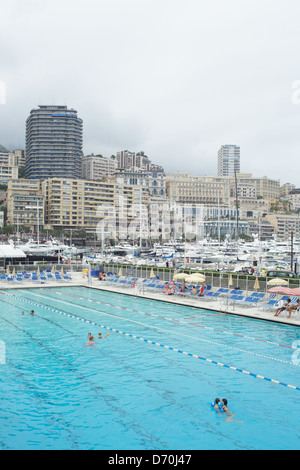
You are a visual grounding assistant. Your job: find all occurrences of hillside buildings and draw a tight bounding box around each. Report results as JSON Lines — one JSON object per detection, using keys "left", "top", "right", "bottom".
{"left": 2, "top": 105, "right": 299, "bottom": 241}
{"left": 166, "top": 172, "right": 280, "bottom": 209}
{"left": 0, "top": 149, "right": 26, "bottom": 183}
{"left": 116, "top": 150, "right": 164, "bottom": 173}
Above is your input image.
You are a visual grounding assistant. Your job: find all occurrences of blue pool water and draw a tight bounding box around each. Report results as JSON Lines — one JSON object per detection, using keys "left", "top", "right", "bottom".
{"left": 0, "top": 286, "right": 299, "bottom": 450}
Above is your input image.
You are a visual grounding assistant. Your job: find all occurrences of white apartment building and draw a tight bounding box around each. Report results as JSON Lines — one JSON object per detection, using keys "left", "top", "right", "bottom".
{"left": 42, "top": 178, "right": 149, "bottom": 238}
{"left": 0, "top": 152, "right": 18, "bottom": 182}
{"left": 116, "top": 150, "right": 164, "bottom": 173}
{"left": 166, "top": 173, "right": 228, "bottom": 205}
{"left": 7, "top": 179, "right": 44, "bottom": 230}
{"left": 288, "top": 188, "right": 300, "bottom": 211}
{"left": 280, "top": 183, "right": 295, "bottom": 199}
{"left": 217, "top": 145, "right": 240, "bottom": 176}
{"left": 82, "top": 154, "right": 116, "bottom": 180}
{"left": 12, "top": 149, "right": 26, "bottom": 167}
{"left": 236, "top": 173, "right": 280, "bottom": 200}
{"left": 116, "top": 170, "right": 166, "bottom": 198}
{"left": 265, "top": 214, "right": 300, "bottom": 241}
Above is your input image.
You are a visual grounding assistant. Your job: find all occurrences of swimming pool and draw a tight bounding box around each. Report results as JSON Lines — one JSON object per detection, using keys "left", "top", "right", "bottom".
{"left": 0, "top": 286, "right": 299, "bottom": 450}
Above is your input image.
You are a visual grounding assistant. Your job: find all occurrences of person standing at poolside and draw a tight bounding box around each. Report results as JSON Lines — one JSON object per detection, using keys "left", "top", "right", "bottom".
{"left": 198, "top": 282, "right": 205, "bottom": 296}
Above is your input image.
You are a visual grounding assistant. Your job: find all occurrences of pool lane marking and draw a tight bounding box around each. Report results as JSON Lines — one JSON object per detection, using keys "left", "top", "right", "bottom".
{"left": 0, "top": 313, "right": 164, "bottom": 448}
{"left": 17, "top": 289, "right": 299, "bottom": 367}
{"left": 2, "top": 291, "right": 300, "bottom": 392}
{"left": 39, "top": 288, "right": 297, "bottom": 351}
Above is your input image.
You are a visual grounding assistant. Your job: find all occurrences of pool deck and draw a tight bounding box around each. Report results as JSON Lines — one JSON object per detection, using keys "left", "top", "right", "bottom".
{"left": 89, "top": 280, "right": 300, "bottom": 327}
{"left": 1, "top": 273, "right": 299, "bottom": 327}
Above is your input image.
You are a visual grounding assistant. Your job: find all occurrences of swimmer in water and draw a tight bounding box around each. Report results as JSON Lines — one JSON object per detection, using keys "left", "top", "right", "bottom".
{"left": 85, "top": 338, "right": 96, "bottom": 346}
{"left": 88, "top": 332, "right": 109, "bottom": 342}
{"left": 88, "top": 332, "right": 103, "bottom": 340}
{"left": 220, "top": 398, "right": 230, "bottom": 414}
{"left": 30, "top": 310, "right": 35, "bottom": 316}
{"left": 213, "top": 398, "right": 221, "bottom": 412}
{"left": 220, "top": 398, "right": 243, "bottom": 423}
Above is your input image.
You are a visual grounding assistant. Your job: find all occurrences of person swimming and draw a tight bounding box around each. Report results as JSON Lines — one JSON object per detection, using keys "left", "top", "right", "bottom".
{"left": 212, "top": 398, "right": 221, "bottom": 412}
{"left": 88, "top": 332, "right": 103, "bottom": 340}
{"left": 219, "top": 398, "right": 243, "bottom": 423}
{"left": 220, "top": 398, "right": 230, "bottom": 414}
{"left": 87, "top": 332, "right": 110, "bottom": 344}
{"left": 85, "top": 338, "right": 96, "bottom": 346}
{"left": 22, "top": 310, "right": 34, "bottom": 316}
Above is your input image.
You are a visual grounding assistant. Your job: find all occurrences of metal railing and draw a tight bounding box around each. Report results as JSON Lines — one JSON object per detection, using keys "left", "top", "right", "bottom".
{"left": 2, "top": 261, "right": 299, "bottom": 295}
{"left": 96, "top": 262, "right": 300, "bottom": 294}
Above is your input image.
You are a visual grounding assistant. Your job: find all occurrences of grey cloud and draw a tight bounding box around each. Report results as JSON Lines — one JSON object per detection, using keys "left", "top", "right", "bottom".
{"left": 0, "top": 0, "right": 300, "bottom": 186}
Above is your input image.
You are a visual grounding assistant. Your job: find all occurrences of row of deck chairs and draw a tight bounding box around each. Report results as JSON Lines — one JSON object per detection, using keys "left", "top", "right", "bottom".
{"left": 0, "top": 269, "right": 72, "bottom": 284}
{"left": 101, "top": 274, "right": 300, "bottom": 318}
{"left": 191, "top": 286, "right": 300, "bottom": 316}
{"left": 104, "top": 274, "right": 138, "bottom": 288}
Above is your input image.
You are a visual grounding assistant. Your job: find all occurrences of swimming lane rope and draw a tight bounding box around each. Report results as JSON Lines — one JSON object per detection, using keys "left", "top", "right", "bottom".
{"left": 22, "top": 289, "right": 300, "bottom": 368}
{"left": 1, "top": 290, "right": 300, "bottom": 392}
{"left": 40, "top": 288, "right": 297, "bottom": 351}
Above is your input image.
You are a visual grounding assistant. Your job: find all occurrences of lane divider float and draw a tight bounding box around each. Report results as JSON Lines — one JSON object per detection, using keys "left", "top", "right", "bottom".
{"left": 22, "top": 289, "right": 300, "bottom": 368}
{"left": 40, "top": 288, "right": 297, "bottom": 350}
{"left": 2, "top": 290, "right": 300, "bottom": 392}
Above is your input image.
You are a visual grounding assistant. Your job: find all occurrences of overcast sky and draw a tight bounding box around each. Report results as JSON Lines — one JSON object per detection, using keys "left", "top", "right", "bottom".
{"left": 1, "top": 0, "right": 300, "bottom": 185}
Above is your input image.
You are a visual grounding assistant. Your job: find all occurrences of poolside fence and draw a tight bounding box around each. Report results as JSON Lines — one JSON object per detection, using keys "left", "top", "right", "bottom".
{"left": 3, "top": 261, "right": 299, "bottom": 294}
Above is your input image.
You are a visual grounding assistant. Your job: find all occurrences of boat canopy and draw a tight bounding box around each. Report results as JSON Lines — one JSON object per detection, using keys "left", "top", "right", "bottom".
{"left": 0, "top": 245, "right": 26, "bottom": 258}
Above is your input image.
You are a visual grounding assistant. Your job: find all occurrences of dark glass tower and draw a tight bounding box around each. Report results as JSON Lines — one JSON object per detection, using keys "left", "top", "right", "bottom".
{"left": 25, "top": 105, "right": 83, "bottom": 180}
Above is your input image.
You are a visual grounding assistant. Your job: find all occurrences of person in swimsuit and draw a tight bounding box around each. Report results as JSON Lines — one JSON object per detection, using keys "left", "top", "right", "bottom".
{"left": 198, "top": 282, "right": 205, "bottom": 296}
{"left": 220, "top": 398, "right": 230, "bottom": 414}
{"left": 287, "top": 298, "right": 300, "bottom": 318}
{"left": 212, "top": 398, "right": 221, "bottom": 412}
{"left": 274, "top": 298, "right": 291, "bottom": 317}
{"left": 85, "top": 338, "right": 96, "bottom": 346}
{"left": 220, "top": 398, "right": 243, "bottom": 423}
